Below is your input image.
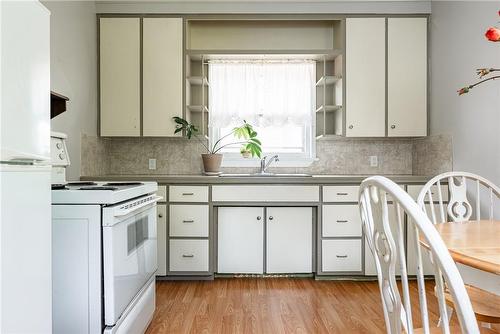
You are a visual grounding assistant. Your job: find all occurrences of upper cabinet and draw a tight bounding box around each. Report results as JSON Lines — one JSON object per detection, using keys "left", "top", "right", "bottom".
{"left": 345, "top": 17, "right": 428, "bottom": 137}
{"left": 387, "top": 18, "right": 427, "bottom": 137}
{"left": 143, "top": 18, "right": 183, "bottom": 137}
{"left": 99, "top": 17, "right": 183, "bottom": 137}
{"left": 100, "top": 18, "right": 141, "bottom": 136}
{"left": 345, "top": 18, "right": 386, "bottom": 137}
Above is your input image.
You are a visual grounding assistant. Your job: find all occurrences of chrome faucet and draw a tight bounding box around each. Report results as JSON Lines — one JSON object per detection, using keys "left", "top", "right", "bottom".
{"left": 259, "top": 155, "right": 279, "bottom": 174}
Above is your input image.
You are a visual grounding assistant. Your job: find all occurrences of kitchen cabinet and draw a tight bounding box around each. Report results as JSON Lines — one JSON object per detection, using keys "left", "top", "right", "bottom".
{"left": 99, "top": 18, "right": 140, "bottom": 136}
{"left": 266, "top": 207, "right": 313, "bottom": 273}
{"left": 345, "top": 17, "right": 428, "bottom": 137}
{"left": 156, "top": 204, "right": 167, "bottom": 276}
{"left": 217, "top": 207, "right": 313, "bottom": 274}
{"left": 387, "top": 18, "right": 427, "bottom": 137}
{"left": 99, "top": 17, "right": 183, "bottom": 137}
{"left": 345, "top": 18, "right": 386, "bottom": 137}
{"left": 217, "top": 207, "right": 264, "bottom": 274}
{"left": 143, "top": 18, "right": 183, "bottom": 136}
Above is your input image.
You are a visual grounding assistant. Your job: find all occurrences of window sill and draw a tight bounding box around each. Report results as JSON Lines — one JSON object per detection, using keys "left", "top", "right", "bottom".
{"left": 221, "top": 157, "right": 317, "bottom": 168}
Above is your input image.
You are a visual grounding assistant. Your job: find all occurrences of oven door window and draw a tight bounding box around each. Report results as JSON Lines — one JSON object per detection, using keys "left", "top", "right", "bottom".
{"left": 127, "top": 216, "right": 149, "bottom": 254}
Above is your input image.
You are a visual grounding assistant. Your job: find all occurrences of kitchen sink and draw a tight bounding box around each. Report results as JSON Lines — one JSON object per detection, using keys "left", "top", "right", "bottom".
{"left": 219, "top": 173, "right": 312, "bottom": 177}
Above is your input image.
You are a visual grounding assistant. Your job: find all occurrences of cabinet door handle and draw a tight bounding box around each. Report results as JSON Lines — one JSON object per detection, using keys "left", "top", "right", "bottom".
{"left": 256, "top": 216, "right": 262, "bottom": 221}
{"left": 336, "top": 255, "right": 348, "bottom": 258}
{"left": 391, "top": 124, "right": 396, "bottom": 129}
{"left": 268, "top": 216, "right": 274, "bottom": 221}
{"left": 182, "top": 254, "right": 194, "bottom": 258}
{"left": 182, "top": 192, "right": 194, "bottom": 196}
{"left": 182, "top": 220, "right": 194, "bottom": 223}
{"left": 336, "top": 192, "right": 348, "bottom": 196}
{"left": 158, "top": 213, "right": 163, "bottom": 218}
{"left": 336, "top": 220, "right": 348, "bottom": 223}
{"left": 348, "top": 125, "right": 353, "bottom": 129}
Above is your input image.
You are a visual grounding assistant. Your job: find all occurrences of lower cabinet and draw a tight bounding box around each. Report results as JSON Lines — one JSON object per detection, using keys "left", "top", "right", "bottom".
{"left": 169, "top": 239, "right": 209, "bottom": 272}
{"left": 322, "top": 239, "right": 362, "bottom": 272}
{"left": 156, "top": 204, "right": 167, "bottom": 276}
{"left": 217, "top": 207, "right": 313, "bottom": 274}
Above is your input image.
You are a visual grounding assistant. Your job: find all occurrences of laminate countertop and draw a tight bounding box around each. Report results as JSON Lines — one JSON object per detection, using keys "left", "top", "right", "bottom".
{"left": 80, "top": 174, "right": 433, "bottom": 185}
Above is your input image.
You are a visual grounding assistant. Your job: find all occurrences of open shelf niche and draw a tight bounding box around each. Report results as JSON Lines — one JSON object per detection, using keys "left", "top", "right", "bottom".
{"left": 315, "top": 54, "right": 343, "bottom": 139}
{"left": 185, "top": 54, "right": 209, "bottom": 137}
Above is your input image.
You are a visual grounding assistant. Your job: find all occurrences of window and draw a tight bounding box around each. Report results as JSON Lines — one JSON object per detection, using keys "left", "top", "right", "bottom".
{"left": 208, "top": 60, "right": 316, "bottom": 167}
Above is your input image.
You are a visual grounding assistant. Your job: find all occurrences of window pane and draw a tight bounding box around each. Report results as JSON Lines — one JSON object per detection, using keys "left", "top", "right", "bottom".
{"left": 218, "top": 125, "right": 305, "bottom": 153}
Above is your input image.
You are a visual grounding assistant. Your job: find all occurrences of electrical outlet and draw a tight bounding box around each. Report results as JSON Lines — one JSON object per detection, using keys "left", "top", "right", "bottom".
{"left": 148, "top": 158, "right": 157, "bottom": 170}
{"left": 369, "top": 156, "right": 378, "bottom": 167}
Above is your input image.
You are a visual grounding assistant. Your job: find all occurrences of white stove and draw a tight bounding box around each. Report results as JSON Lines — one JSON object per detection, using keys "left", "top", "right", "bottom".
{"left": 51, "top": 181, "right": 158, "bottom": 205}
{"left": 51, "top": 133, "right": 159, "bottom": 334}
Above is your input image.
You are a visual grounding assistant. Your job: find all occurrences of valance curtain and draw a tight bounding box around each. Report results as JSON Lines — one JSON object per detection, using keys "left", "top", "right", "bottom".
{"left": 208, "top": 60, "right": 315, "bottom": 128}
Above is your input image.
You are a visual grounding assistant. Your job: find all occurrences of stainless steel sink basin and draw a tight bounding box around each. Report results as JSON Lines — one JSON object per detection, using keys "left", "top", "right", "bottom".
{"left": 219, "top": 173, "right": 312, "bottom": 177}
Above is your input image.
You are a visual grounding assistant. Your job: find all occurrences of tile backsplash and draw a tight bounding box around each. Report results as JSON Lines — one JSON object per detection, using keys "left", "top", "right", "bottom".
{"left": 81, "top": 134, "right": 452, "bottom": 176}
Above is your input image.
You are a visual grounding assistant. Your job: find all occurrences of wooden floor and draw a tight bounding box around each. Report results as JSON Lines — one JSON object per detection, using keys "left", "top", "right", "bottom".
{"left": 145, "top": 278, "right": 455, "bottom": 334}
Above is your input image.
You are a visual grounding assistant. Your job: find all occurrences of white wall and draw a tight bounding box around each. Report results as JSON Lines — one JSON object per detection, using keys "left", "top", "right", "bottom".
{"left": 431, "top": 1, "right": 500, "bottom": 185}
{"left": 43, "top": 0, "right": 97, "bottom": 180}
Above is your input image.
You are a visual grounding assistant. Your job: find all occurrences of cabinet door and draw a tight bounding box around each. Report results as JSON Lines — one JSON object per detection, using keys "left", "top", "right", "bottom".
{"left": 156, "top": 204, "right": 167, "bottom": 276}
{"left": 345, "top": 18, "right": 386, "bottom": 137}
{"left": 217, "top": 207, "right": 264, "bottom": 274}
{"left": 143, "top": 18, "right": 183, "bottom": 136}
{"left": 388, "top": 18, "right": 427, "bottom": 137}
{"left": 99, "top": 18, "right": 140, "bottom": 136}
{"left": 266, "top": 207, "right": 313, "bottom": 273}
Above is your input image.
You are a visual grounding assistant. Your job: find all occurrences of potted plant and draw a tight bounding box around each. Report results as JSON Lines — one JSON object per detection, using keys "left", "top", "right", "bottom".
{"left": 173, "top": 116, "right": 262, "bottom": 174}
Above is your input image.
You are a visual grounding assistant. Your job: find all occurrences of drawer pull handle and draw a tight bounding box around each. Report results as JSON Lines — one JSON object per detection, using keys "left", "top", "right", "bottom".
{"left": 336, "top": 220, "right": 348, "bottom": 223}
{"left": 182, "top": 254, "right": 194, "bottom": 258}
{"left": 182, "top": 192, "right": 194, "bottom": 196}
{"left": 336, "top": 255, "right": 348, "bottom": 258}
{"left": 182, "top": 220, "right": 194, "bottom": 223}
{"left": 336, "top": 192, "right": 348, "bottom": 196}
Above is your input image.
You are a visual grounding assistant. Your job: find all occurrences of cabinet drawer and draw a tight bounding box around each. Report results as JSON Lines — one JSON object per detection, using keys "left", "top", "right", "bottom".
{"left": 407, "top": 184, "right": 448, "bottom": 202}
{"left": 322, "top": 205, "right": 362, "bottom": 237}
{"left": 212, "top": 185, "right": 319, "bottom": 202}
{"left": 156, "top": 185, "right": 167, "bottom": 202}
{"left": 323, "top": 186, "right": 359, "bottom": 202}
{"left": 322, "top": 239, "right": 362, "bottom": 272}
{"left": 169, "top": 205, "right": 209, "bottom": 237}
{"left": 169, "top": 186, "right": 208, "bottom": 202}
{"left": 169, "top": 239, "right": 209, "bottom": 272}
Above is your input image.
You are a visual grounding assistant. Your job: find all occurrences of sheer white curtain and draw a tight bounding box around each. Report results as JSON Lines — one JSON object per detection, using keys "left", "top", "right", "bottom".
{"left": 208, "top": 60, "right": 315, "bottom": 128}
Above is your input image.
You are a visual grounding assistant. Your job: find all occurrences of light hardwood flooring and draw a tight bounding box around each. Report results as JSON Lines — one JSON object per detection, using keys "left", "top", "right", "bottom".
{"left": 145, "top": 278, "right": 459, "bottom": 334}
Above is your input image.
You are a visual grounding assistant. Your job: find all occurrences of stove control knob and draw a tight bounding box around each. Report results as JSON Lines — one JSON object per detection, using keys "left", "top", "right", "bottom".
{"left": 56, "top": 142, "right": 62, "bottom": 149}
{"left": 59, "top": 153, "right": 65, "bottom": 160}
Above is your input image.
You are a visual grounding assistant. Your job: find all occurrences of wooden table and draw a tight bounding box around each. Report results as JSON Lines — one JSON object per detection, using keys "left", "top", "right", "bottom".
{"left": 430, "top": 220, "right": 500, "bottom": 275}
{"left": 422, "top": 220, "right": 500, "bottom": 295}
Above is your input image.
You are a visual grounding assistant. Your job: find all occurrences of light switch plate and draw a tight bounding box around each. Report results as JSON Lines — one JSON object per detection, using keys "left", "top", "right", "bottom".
{"left": 148, "top": 158, "right": 157, "bottom": 170}
{"left": 369, "top": 156, "right": 378, "bottom": 167}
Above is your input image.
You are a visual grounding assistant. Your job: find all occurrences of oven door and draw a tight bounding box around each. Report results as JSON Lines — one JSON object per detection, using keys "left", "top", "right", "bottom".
{"left": 102, "top": 195, "right": 160, "bottom": 327}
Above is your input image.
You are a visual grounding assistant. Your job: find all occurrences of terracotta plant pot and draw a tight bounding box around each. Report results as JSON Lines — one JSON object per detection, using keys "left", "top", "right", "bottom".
{"left": 201, "top": 154, "right": 223, "bottom": 173}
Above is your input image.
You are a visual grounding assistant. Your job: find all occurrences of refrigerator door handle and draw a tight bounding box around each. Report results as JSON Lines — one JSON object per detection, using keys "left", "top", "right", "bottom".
{"left": 0, "top": 148, "right": 51, "bottom": 164}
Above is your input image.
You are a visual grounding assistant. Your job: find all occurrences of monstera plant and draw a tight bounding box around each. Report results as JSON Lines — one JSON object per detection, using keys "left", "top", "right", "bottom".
{"left": 458, "top": 10, "right": 500, "bottom": 95}
{"left": 173, "top": 117, "right": 262, "bottom": 174}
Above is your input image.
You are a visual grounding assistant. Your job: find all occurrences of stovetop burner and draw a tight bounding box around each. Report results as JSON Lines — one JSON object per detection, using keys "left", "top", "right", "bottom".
{"left": 67, "top": 181, "right": 98, "bottom": 186}
{"left": 79, "top": 186, "right": 118, "bottom": 191}
{"left": 103, "top": 182, "right": 143, "bottom": 186}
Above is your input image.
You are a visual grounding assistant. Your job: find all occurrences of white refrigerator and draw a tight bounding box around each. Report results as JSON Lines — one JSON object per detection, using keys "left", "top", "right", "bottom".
{"left": 0, "top": 1, "right": 52, "bottom": 333}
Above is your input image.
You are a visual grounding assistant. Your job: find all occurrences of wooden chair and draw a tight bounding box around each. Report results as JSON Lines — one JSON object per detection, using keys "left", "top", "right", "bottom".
{"left": 417, "top": 171, "right": 500, "bottom": 328}
{"left": 359, "top": 176, "right": 485, "bottom": 334}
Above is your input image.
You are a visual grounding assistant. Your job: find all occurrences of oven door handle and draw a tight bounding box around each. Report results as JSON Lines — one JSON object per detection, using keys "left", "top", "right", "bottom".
{"left": 113, "top": 195, "right": 162, "bottom": 217}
